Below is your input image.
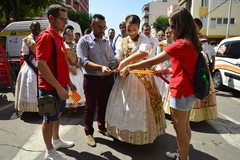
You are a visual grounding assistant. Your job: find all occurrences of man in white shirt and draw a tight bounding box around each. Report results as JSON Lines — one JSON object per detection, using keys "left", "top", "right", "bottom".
{"left": 200, "top": 36, "right": 216, "bottom": 75}
{"left": 141, "top": 24, "right": 158, "bottom": 57}
{"left": 112, "top": 22, "right": 128, "bottom": 52}
{"left": 194, "top": 18, "right": 216, "bottom": 75}
{"left": 107, "top": 28, "right": 115, "bottom": 51}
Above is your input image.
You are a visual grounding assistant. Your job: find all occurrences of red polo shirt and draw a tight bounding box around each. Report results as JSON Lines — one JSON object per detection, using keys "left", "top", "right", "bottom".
{"left": 36, "top": 27, "right": 69, "bottom": 90}
{"left": 165, "top": 39, "right": 198, "bottom": 98}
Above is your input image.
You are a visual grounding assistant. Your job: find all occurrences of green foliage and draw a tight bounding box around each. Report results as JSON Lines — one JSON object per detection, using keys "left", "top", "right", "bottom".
{"left": 152, "top": 16, "right": 169, "bottom": 32}
{"left": 0, "top": 0, "right": 63, "bottom": 26}
{"left": 68, "top": 10, "right": 92, "bottom": 34}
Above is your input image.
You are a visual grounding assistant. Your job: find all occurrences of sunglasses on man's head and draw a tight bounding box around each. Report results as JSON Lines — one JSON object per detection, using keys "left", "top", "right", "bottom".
{"left": 96, "top": 25, "right": 108, "bottom": 30}
{"left": 56, "top": 17, "right": 68, "bottom": 23}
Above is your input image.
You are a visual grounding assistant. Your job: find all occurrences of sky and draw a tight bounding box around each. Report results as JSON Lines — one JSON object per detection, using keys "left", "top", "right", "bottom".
{"left": 89, "top": 0, "right": 154, "bottom": 35}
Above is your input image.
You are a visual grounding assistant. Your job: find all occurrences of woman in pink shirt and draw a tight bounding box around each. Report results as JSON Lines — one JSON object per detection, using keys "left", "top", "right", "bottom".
{"left": 120, "top": 8, "right": 202, "bottom": 160}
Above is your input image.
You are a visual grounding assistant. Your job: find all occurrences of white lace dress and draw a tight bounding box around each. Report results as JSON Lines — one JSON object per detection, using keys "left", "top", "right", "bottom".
{"left": 65, "top": 42, "right": 86, "bottom": 107}
{"left": 15, "top": 35, "right": 38, "bottom": 112}
{"left": 105, "top": 35, "right": 166, "bottom": 144}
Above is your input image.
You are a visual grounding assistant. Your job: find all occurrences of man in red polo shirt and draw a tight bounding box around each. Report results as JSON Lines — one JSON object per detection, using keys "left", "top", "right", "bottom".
{"left": 36, "top": 4, "right": 76, "bottom": 160}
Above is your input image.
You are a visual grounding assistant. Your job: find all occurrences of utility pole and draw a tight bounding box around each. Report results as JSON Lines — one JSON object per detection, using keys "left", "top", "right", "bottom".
{"left": 226, "top": 0, "right": 233, "bottom": 38}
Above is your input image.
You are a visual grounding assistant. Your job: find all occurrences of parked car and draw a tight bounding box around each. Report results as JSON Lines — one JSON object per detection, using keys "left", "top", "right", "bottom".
{"left": 213, "top": 36, "right": 240, "bottom": 91}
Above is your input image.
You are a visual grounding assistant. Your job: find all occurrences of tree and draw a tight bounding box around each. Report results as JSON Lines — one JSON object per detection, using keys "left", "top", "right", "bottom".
{"left": 152, "top": 16, "right": 169, "bottom": 32}
{"left": 0, "top": 0, "right": 63, "bottom": 26}
{"left": 68, "top": 10, "right": 92, "bottom": 35}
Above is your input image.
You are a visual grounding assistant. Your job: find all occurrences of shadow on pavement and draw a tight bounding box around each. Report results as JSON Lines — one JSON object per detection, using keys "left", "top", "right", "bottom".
{"left": 0, "top": 93, "right": 13, "bottom": 106}
{"left": 94, "top": 133, "right": 217, "bottom": 160}
{"left": 0, "top": 85, "right": 14, "bottom": 94}
{"left": 61, "top": 107, "right": 85, "bottom": 126}
{"left": 0, "top": 102, "right": 20, "bottom": 121}
{"left": 20, "top": 112, "right": 42, "bottom": 124}
{"left": 0, "top": 107, "right": 17, "bottom": 120}
{"left": 18, "top": 107, "right": 85, "bottom": 126}
{"left": 100, "top": 151, "right": 121, "bottom": 160}
{"left": 191, "top": 118, "right": 240, "bottom": 134}
{"left": 190, "top": 121, "right": 218, "bottom": 134}
{"left": 215, "top": 89, "right": 240, "bottom": 98}
{"left": 59, "top": 149, "right": 107, "bottom": 160}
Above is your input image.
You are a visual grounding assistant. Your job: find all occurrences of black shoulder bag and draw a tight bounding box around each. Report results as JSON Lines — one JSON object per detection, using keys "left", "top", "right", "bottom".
{"left": 37, "top": 31, "right": 58, "bottom": 117}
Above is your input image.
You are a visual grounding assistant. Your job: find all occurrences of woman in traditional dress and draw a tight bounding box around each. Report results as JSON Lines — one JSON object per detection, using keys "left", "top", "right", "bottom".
{"left": 120, "top": 8, "right": 201, "bottom": 160}
{"left": 190, "top": 74, "right": 217, "bottom": 122}
{"left": 63, "top": 29, "right": 85, "bottom": 112}
{"left": 155, "top": 27, "right": 174, "bottom": 107}
{"left": 189, "top": 19, "right": 218, "bottom": 122}
{"left": 105, "top": 15, "right": 166, "bottom": 145}
{"left": 15, "top": 22, "right": 40, "bottom": 112}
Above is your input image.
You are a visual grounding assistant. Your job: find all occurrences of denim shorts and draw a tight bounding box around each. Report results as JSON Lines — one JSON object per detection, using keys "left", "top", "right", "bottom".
{"left": 39, "top": 88, "right": 67, "bottom": 121}
{"left": 169, "top": 94, "right": 197, "bottom": 111}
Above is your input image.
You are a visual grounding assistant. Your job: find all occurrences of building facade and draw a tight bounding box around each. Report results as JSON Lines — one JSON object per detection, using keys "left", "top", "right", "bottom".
{"left": 179, "top": 0, "right": 240, "bottom": 41}
{"left": 142, "top": 0, "right": 179, "bottom": 25}
{"left": 65, "top": 0, "right": 89, "bottom": 13}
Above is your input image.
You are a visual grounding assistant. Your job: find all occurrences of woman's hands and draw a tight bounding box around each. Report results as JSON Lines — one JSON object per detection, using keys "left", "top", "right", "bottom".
{"left": 69, "top": 65, "right": 77, "bottom": 75}
{"left": 119, "top": 66, "right": 130, "bottom": 77}
{"left": 118, "top": 60, "right": 127, "bottom": 71}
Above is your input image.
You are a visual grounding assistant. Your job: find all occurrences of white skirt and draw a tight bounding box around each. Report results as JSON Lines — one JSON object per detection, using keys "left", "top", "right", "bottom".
{"left": 15, "top": 61, "right": 38, "bottom": 112}
{"left": 154, "top": 74, "right": 170, "bottom": 101}
{"left": 106, "top": 74, "right": 150, "bottom": 131}
{"left": 105, "top": 73, "right": 166, "bottom": 144}
{"left": 66, "top": 68, "right": 86, "bottom": 107}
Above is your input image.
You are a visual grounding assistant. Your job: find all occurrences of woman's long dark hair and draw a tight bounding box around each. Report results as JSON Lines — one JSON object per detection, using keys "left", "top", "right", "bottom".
{"left": 169, "top": 7, "right": 202, "bottom": 53}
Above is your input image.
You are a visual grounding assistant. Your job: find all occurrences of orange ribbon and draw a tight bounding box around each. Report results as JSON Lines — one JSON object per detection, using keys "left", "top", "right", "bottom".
{"left": 129, "top": 70, "right": 170, "bottom": 84}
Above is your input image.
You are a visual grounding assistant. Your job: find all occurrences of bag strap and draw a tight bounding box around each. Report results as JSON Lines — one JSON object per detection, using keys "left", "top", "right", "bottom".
{"left": 37, "top": 31, "right": 57, "bottom": 98}
{"left": 205, "top": 52, "right": 212, "bottom": 64}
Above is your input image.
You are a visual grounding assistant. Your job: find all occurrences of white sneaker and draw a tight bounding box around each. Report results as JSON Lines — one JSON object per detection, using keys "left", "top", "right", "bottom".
{"left": 165, "top": 151, "right": 179, "bottom": 159}
{"left": 44, "top": 149, "right": 67, "bottom": 160}
{"left": 165, "top": 151, "right": 189, "bottom": 160}
{"left": 53, "top": 139, "right": 74, "bottom": 150}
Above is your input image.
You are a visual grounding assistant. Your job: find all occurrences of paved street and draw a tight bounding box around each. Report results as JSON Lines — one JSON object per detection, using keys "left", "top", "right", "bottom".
{"left": 0, "top": 88, "right": 240, "bottom": 160}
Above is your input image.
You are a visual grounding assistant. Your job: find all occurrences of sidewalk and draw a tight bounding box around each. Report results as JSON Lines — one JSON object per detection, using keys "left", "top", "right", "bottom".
{"left": 25, "top": 110, "right": 235, "bottom": 160}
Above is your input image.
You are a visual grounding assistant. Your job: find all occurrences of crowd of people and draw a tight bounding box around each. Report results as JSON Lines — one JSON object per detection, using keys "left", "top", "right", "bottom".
{"left": 14, "top": 4, "right": 219, "bottom": 160}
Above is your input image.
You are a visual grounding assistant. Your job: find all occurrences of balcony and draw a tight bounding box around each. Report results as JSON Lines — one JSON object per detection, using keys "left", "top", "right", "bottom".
{"left": 142, "top": 4, "right": 150, "bottom": 12}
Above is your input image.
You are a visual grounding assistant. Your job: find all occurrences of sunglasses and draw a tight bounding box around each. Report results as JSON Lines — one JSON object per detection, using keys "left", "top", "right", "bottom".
{"left": 56, "top": 17, "right": 69, "bottom": 23}
{"left": 120, "top": 25, "right": 126, "bottom": 29}
{"left": 96, "top": 25, "right": 108, "bottom": 30}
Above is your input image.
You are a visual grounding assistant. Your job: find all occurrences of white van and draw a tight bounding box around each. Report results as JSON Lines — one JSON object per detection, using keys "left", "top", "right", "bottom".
{"left": 0, "top": 19, "right": 82, "bottom": 60}
{"left": 0, "top": 20, "right": 82, "bottom": 79}
{"left": 213, "top": 36, "right": 240, "bottom": 91}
